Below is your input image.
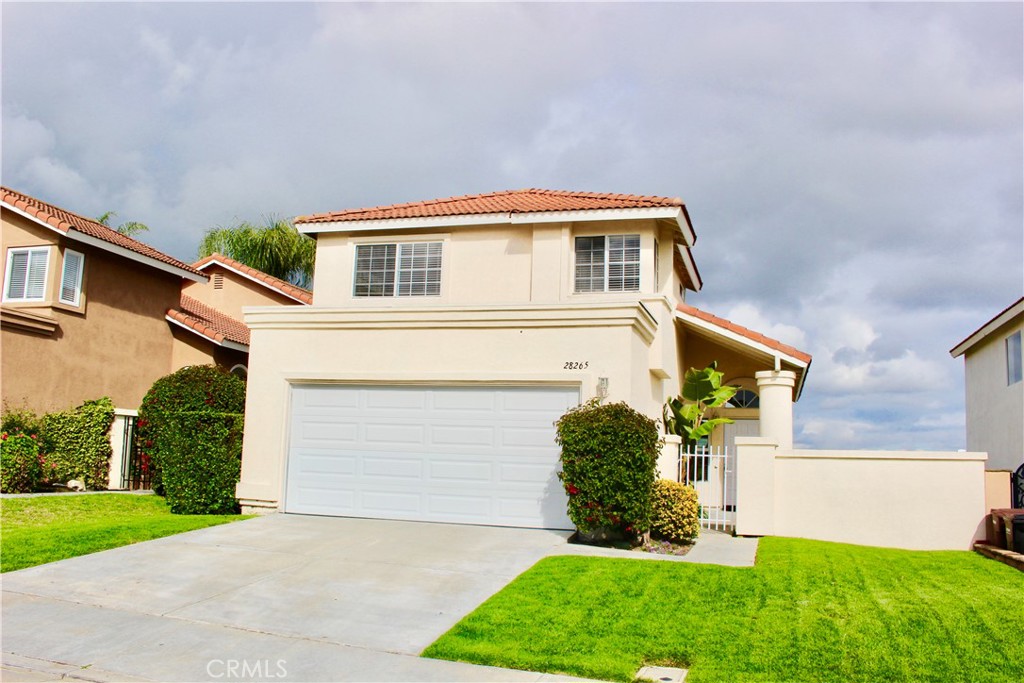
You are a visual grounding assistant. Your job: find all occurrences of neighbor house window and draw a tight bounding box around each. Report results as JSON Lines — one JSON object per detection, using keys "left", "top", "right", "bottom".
{"left": 3, "top": 246, "right": 49, "bottom": 302}
{"left": 353, "top": 242, "right": 442, "bottom": 297}
{"left": 59, "top": 249, "right": 85, "bottom": 306}
{"left": 1008, "top": 331, "right": 1023, "bottom": 385}
{"left": 574, "top": 234, "right": 640, "bottom": 292}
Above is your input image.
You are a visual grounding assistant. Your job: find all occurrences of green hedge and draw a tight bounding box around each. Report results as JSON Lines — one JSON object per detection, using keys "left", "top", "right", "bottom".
{"left": 555, "top": 400, "right": 660, "bottom": 538}
{"left": 138, "top": 366, "right": 246, "bottom": 513}
{"left": 0, "top": 433, "right": 43, "bottom": 493}
{"left": 650, "top": 479, "right": 700, "bottom": 543}
{"left": 156, "top": 411, "right": 244, "bottom": 514}
{"left": 40, "top": 397, "right": 114, "bottom": 490}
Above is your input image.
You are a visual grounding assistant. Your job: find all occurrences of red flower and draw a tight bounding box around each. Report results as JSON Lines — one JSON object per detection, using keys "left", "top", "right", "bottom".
{"left": 566, "top": 484, "right": 580, "bottom": 496}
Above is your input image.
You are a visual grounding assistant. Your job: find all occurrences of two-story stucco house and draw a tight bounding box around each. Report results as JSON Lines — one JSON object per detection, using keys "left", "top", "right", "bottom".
{"left": 1, "top": 186, "right": 207, "bottom": 415}
{"left": 950, "top": 297, "right": 1024, "bottom": 475}
{"left": 237, "top": 189, "right": 811, "bottom": 528}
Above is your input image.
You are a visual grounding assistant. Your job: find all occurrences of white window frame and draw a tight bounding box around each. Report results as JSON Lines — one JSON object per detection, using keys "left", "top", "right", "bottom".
{"left": 352, "top": 241, "right": 443, "bottom": 298}
{"left": 59, "top": 248, "right": 85, "bottom": 307}
{"left": 3, "top": 246, "right": 50, "bottom": 303}
{"left": 1007, "top": 331, "right": 1023, "bottom": 386}
{"left": 573, "top": 234, "right": 641, "bottom": 293}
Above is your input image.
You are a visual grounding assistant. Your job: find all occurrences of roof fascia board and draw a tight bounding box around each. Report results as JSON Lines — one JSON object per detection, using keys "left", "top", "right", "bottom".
{"left": 196, "top": 259, "right": 307, "bottom": 303}
{"left": 677, "top": 244, "right": 703, "bottom": 291}
{"left": 2, "top": 202, "right": 68, "bottom": 238}
{"left": 165, "top": 314, "right": 249, "bottom": 351}
{"left": 67, "top": 232, "right": 207, "bottom": 283}
{"left": 4, "top": 202, "right": 206, "bottom": 283}
{"left": 950, "top": 299, "right": 1024, "bottom": 357}
{"left": 299, "top": 207, "right": 690, "bottom": 236}
{"left": 675, "top": 309, "right": 808, "bottom": 370}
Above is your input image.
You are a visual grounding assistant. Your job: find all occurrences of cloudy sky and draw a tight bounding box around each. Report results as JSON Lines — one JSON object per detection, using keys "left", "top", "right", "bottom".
{"left": 3, "top": 1, "right": 1021, "bottom": 450}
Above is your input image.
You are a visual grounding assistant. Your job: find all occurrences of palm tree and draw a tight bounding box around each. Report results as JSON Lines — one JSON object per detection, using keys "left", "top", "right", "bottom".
{"left": 96, "top": 211, "right": 150, "bottom": 238}
{"left": 198, "top": 217, "right": 315, "bottom": 288}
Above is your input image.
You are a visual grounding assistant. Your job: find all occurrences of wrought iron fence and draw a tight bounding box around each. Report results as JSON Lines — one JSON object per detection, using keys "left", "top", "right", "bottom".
{"left": 679, "top": 443, "right": 736, "bottom": 531}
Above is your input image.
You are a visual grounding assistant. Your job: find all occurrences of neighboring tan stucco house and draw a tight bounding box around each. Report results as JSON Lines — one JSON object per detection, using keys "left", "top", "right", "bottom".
{"left": 238, "top": 189, "right": 811, "bottom": 529}
{"left": 950, "top": 297, "right": 1024, "bottom": 473}
{"left": 167, "top": 253, "right": 312, "bottom": 378}
{"left": 1, "top": 186, "right": 206, "bottom": 415}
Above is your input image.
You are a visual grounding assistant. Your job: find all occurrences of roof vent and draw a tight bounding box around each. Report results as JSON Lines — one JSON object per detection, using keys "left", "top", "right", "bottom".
{"left": 213, "top": 273, "right": 224, "bottom": 290}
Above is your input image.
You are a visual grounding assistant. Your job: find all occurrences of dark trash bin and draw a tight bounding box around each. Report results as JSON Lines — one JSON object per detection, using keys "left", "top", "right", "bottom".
{"left": 1013, "top": 515, "right": 1024, "bottom": 554}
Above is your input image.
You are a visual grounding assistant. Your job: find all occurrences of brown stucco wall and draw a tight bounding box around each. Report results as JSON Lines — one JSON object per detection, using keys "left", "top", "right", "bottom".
{"left": 169, "top": 326, "right": 249, "bottom": 374}
{"left": 1, "top": 210, "right": 182, "bottom": 413}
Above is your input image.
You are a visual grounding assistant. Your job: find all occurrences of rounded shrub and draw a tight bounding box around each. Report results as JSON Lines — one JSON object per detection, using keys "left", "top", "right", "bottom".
{"left": 555, "top": 399, "right": 661, "bottom": 539}
{"left": 650, "top": 479, "right": 700, "bottom": 543}
{"left": 1, "top": 432, "right": 43, "bottom": 493}
{"left": 138, "top": 365, "right": 246, "bottom": 514}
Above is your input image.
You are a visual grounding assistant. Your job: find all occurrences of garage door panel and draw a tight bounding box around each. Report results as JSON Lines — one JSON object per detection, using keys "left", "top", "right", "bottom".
{"left": 365, "top": 388, "right": 427, "bottom": 410}
{"left": 429, "top": 425, "right": 496, "bottom": 447}
{"left": 285, "top": 385, "right": 577, "bottom": 529}
{"left": 298, "top": 421, "right": 359, "bottom": 443}
{"left": 361, "top": 455, "right": 423, "bottom": 479}
{"left": 428, "top": 459, "right": 492, "bottom": 483}
{"left": 364, "top": 423, "right": 425, "bottom": 444}
{"left": 299, "top": 386, "right": 361, "bottom": 409}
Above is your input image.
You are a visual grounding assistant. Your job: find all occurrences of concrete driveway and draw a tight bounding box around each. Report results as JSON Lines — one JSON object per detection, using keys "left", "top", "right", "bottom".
{"left": 1, "top": 515, "right": 591, "bottom": 683}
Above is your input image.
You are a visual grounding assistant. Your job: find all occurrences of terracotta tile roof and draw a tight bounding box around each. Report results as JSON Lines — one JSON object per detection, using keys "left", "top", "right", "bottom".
{"left": 296, "top": 189, "right": 684, "bottom": 224}
{"left": 192, "top": 253, "right": 312, "bottom": 304}
{"left": 167, "top": 295, "right": 250, "bottom": 347}
{"left": 677, "top": 302, "right": 812, "bottom": 365}
{"left": 1, "top": 186, "right": 202, "bottom": 277}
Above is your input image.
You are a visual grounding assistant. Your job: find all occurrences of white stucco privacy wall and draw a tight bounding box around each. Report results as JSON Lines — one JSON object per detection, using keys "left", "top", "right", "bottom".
{"left": 735, "top": 438, "right": 988, "bottom": 550}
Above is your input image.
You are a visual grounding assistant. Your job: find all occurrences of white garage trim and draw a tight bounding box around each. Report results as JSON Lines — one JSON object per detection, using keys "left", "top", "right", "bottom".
{"left": 283, "top": 384, "right": 579, "bottom": 529}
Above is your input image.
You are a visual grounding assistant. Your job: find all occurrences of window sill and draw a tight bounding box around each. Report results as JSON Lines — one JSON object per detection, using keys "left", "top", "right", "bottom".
{"left": 0, "top": 305, "right": 59, "bottom": 336}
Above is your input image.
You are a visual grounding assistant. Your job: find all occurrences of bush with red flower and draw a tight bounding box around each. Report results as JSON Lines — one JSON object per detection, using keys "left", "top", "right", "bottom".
{"left": 555, "top": 399, "right": 660, "bottom": 541}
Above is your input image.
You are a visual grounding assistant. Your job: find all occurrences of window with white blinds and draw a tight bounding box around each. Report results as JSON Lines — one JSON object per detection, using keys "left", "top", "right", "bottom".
{"left": 353, "top": 242, "right": 442, "bottom": 297}
{"left": 574, "top": 234, "right": 640, "bottom": 293}
{"left": 59, "top": 249, "right": 85, "bottom": 306}
{"left": 3, "top": 247, "right": 50, "bottom": 302}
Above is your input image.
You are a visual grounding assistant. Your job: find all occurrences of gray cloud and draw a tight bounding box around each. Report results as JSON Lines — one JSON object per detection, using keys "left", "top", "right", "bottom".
{"left": 2, "top": 1, "right": 1020, "bottom": 450}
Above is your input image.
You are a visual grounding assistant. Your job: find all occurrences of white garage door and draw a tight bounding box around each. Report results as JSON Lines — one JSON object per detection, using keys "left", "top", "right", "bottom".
{"left": 284, "top": 384, "right": 578, "bottom": 529}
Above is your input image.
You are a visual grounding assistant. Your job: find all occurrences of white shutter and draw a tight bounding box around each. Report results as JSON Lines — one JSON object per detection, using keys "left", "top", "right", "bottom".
{"left": 60, "top": 249, "right": 84, "bottom": 305}
{"left": 3, "top": 247, "right": 49, "bottom": 302}
{"left": 5, "top": 251, "right": 29, "bottom": 299}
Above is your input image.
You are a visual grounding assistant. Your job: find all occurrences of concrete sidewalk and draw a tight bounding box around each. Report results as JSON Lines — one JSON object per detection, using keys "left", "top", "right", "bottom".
{"left": 2, "top": 516, "right": 756, "bottom": 682}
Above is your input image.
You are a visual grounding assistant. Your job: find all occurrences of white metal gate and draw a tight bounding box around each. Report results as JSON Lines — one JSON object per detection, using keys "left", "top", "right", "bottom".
{"left": 679, "top": 444, "right": 736, "bottom": 531}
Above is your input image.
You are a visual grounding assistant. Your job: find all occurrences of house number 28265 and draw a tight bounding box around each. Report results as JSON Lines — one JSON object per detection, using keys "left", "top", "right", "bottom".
{"left": 563, "top": 361, "right": 589, "bottom": 370}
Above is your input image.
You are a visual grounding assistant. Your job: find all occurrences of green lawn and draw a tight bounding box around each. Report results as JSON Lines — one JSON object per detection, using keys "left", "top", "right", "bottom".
{"left": 424, "top": 537, "right": 1024, "bottom": 683}
{"left": 0, "top": 493, "right": 251, "bottom": 573}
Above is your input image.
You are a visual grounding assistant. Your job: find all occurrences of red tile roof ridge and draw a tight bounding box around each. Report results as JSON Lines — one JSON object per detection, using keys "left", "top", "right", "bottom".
{"left": 1, "top": 186, "right": 202, "bottom": 277}
{"left": 677, "top": 302, "right": 812, "bottom": 364}
{"left": 168, "top": 295, "right": 250, "bottom": 346}
{"left": 192, "top": 253, "right": 312, "bottom": 304}
{"left": 296, "top": 188, "right": 685, "bottom": 224}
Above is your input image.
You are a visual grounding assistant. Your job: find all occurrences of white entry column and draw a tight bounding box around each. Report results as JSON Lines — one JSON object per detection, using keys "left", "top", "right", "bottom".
{"left": 755, "top": 370, "right": 796, "bottom": 450}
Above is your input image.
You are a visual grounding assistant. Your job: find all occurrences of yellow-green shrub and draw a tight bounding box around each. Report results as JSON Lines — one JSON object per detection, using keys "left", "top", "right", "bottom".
{"left": 651, "top": 479, "right": 699, "bottom": 542}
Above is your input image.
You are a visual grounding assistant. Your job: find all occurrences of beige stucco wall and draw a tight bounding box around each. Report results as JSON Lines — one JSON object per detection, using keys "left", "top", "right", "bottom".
{"left": 182, "top": 263, "right": 299, "bottom": 320}
{"left": 237, "top": 302, "right": 667, "bottom": 508}
{"left": 735, "top": 439, "right": 988, "bottom": 550}
{"left": 962, "top": 315, "right": 1024, "bottom": 472}
{"left": 1, "top": 210, "right": 181, "bottom": 413}
{"left": 984, "top": 470, "right": 1012, "bottom": 511}
{"left": 310, "top": 218, "right": 669, "bottom": 308}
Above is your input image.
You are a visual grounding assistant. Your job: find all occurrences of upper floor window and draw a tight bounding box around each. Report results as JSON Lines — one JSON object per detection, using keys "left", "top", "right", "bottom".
{"left": 3, "top": 246, "right": 49, "bottom": 302}
{"left": 1008, "top": 331, "right": 1022, "bottom": 385}
{"left": 59, "top": 249, "right": 85, "bottom": 306}
{"left": 353, "top": 241, "right": 442, "bottom": 297}
{"left": 574, "top": 234, "right": 640, "bottom": 293}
